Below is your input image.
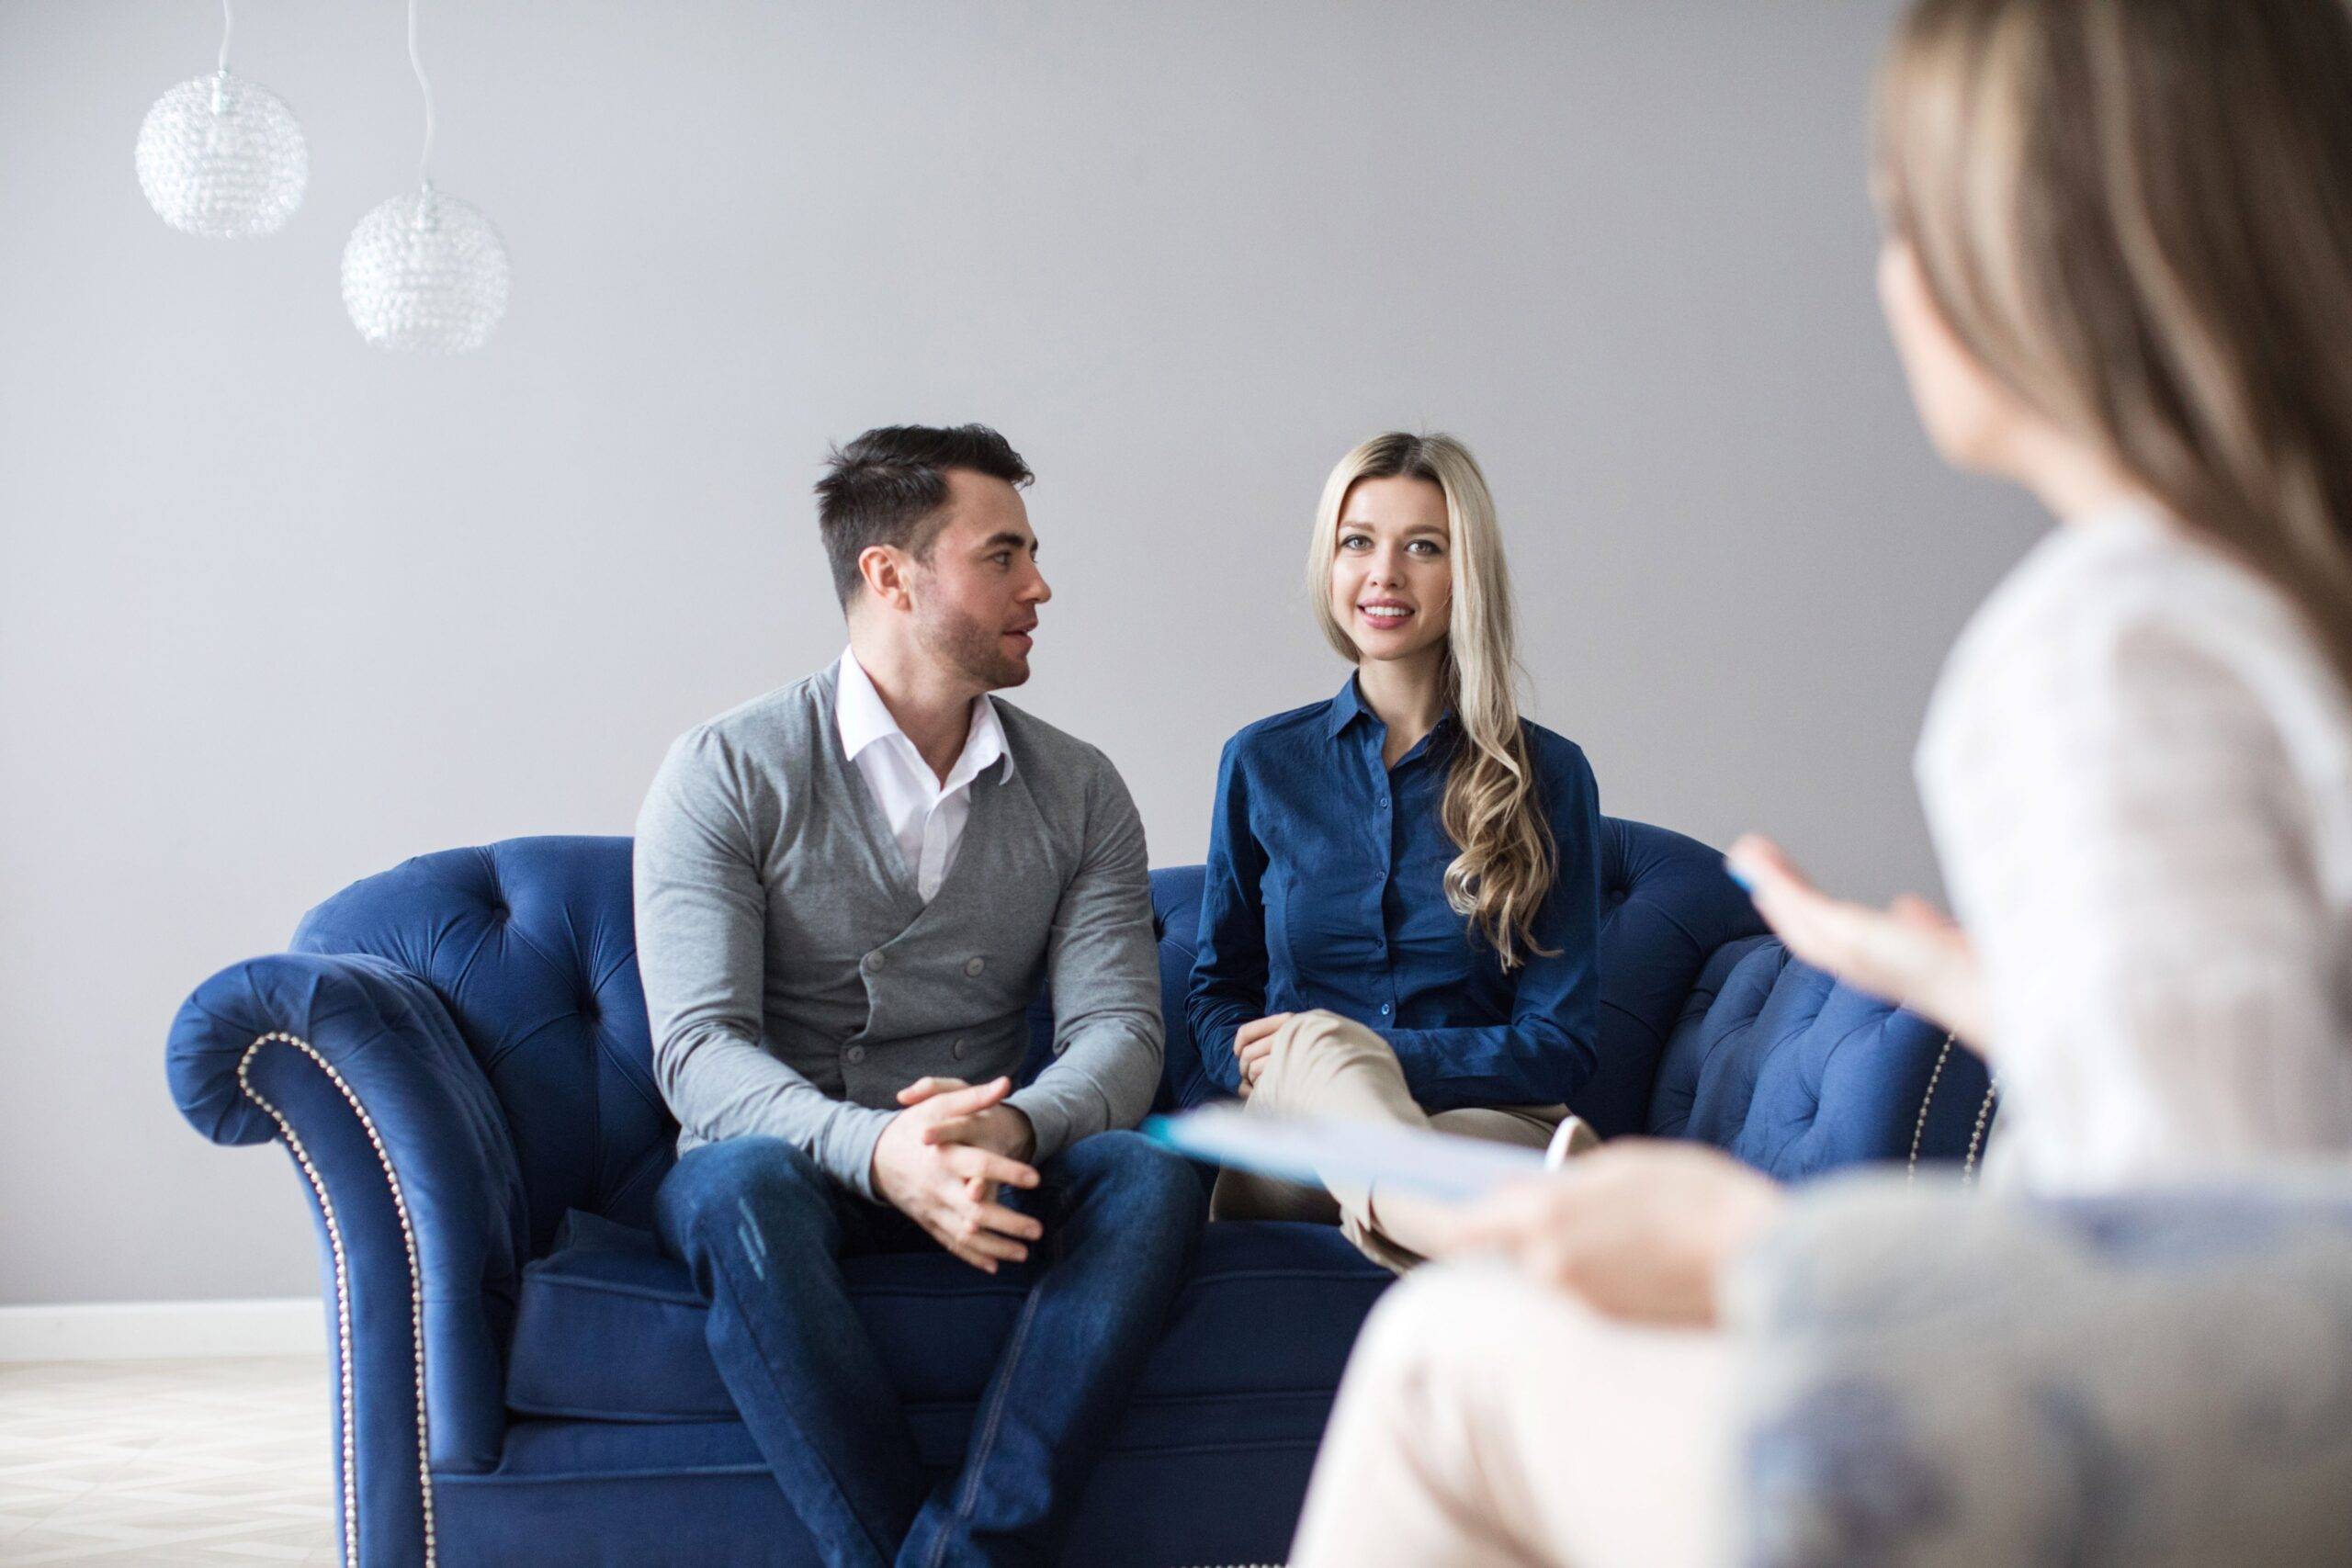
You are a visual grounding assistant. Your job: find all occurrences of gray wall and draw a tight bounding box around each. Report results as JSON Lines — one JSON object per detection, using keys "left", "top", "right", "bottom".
{"left": 0, "top": 1, "right": 2043, "bottom": 1305}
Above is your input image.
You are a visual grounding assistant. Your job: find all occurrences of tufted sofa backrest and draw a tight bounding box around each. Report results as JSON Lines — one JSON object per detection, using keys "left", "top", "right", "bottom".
{"left": 284, "top": 819, "right": 1932, "bottom": 1251}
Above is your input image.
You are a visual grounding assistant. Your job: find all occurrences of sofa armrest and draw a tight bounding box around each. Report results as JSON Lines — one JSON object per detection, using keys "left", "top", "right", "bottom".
{"left": 167, "top": 950, "right": 530, "bottom": 1555}
{"left": 1646, "top": 939, "right": 1997, "bottom": 1179}
{"left": 1723, "top": 1171, "right": 2352, "bottom": 1567}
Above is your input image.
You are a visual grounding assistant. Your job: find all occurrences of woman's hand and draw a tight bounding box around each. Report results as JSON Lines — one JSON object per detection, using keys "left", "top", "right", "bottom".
{"left": 1435, "top": 1142, "right": 1784, "bottom": 1327}
{"left": 1233, "top": 1012, "right": 1295, "bottom": 1097}
{"left": 1725, "top": 833, "right": 1987, "bottom": 1045}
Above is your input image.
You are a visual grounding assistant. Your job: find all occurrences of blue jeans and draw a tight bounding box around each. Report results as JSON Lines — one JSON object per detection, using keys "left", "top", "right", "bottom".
{"left": 656, "top": 1129, "right": 1205, "bottom": 1568}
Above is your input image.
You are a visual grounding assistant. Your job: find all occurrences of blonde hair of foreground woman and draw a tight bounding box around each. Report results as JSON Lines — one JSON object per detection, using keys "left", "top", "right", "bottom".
{"left": 1306, "top": 432, "right": 1556, "bottom": 970}
{"left": 1875, "top": 0, "right": 2352, "bottom": 686}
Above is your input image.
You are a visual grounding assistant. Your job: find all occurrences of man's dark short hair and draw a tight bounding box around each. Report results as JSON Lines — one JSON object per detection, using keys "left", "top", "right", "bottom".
{"left": 813, "top": 423, "right": 1034, "bottom": 607}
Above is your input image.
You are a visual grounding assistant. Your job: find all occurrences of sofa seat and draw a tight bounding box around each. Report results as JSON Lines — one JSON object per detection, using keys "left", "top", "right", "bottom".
{"left": 442, "top": 1403, "right": 1353, "bottom": 1568}
{"left": 507, "top": 1209, "right": 1393, "bottom": 1447}
{"left": 437, "top": 1405, "right": 1347, "bottom": 1568}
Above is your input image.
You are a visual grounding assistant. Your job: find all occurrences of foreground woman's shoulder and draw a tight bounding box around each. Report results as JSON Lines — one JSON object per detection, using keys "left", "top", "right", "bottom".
{"left": 1982, "top": 507, "right": 2323, "bottom": 680}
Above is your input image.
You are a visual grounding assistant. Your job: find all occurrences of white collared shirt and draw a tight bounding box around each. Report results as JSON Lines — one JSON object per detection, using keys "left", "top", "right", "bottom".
{"left": 1917, "top": 502, "right": 2352, "bottom": 1189}
{"left": 834, "top": 649, "right": 1012, "bottom": 902}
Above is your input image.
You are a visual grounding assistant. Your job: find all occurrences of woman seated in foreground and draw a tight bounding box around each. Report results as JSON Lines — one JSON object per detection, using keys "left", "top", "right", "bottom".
{"left": 1293, "top": 0, "right": 2352, "bottom": 1562}
{"left": 1186, "top": 430, "right": 1604, "bottom": 1270}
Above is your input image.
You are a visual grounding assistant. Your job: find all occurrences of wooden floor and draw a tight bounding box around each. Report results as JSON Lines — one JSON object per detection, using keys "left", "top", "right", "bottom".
{"left": 0, "top": 1357, "right": 334, "bottom": 1564}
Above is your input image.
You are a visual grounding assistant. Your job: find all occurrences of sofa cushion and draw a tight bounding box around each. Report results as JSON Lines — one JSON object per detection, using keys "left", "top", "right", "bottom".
{"left": 506, "top": 1209, "right": 1392, "bottom": 1424}
{"left": 444, "top": 1416, "right": 1335, "bottom": 1568}
{"left": 1646, "top": 937, "right": 1996, "bottom": 1177}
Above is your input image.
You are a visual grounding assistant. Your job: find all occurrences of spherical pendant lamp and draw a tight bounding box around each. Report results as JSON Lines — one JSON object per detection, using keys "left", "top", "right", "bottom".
{"left": 342, "top": 185, "right": 510, "bottom": 353}
{"left": 343, "top": 0, "right": 510, "bottom": 354}
{"left": 135, "top": 5, "right": 307, "bottom": 238}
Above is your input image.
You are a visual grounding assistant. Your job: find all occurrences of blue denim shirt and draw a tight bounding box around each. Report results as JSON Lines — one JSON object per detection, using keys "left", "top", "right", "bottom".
{"left": 1186, "top": 676, "right": 1602, "bottom": 1111}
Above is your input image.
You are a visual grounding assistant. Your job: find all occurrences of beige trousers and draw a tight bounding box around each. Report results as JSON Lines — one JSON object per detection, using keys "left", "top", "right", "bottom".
{"left": 1210, "top": 1010, "right": 1566, "bottom": 1271}
{"left": 1290, "top": 1261, "right": 1736, "bottom": 1568}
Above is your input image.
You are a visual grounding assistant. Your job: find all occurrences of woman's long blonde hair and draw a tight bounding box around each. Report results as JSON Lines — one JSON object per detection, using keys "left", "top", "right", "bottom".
{"left": 1875, "top": 0, "right": 2352, "bottom": 688}
{"left": 1308, "top": 433, "right": 1557, "bottom": 969}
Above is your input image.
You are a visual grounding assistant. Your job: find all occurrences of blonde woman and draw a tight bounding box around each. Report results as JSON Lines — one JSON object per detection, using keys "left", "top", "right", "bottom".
{"left": 1293, "top": 0, "right": 2352, "bottom": 1562}
{"left": 1185, "top": 432, "right": 1603, "bottom": 1270}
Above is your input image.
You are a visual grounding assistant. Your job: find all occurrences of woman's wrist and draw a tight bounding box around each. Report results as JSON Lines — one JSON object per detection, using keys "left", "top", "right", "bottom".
{"left": 1704, "top": 1173, "right": 1790, "bottom": 1322}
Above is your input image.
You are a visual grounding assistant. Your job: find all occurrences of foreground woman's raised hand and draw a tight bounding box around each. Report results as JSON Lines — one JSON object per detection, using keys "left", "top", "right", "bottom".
{"left": 1435, "top": 1142, "right": 1784, "bottom": 1327}
{"left": 1724, "top": 832, "right": 1988, "bottom": 1046}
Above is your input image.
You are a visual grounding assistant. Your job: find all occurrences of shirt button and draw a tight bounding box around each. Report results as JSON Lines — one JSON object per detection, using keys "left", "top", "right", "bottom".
{"left": 952, "top": 1039, "right": 967, "bottom": 1060}
{"left": 844, "top": 1044, "right": 866, "bottom": 1064}
{"left": 964, "top": 957, "right": 985, "bottom": 977}
{"left": 862, "top": 951, "right": 885, "bottom": 974}
{"left": 1379, "top": 1003, "right": 1392, "bottom": 1016}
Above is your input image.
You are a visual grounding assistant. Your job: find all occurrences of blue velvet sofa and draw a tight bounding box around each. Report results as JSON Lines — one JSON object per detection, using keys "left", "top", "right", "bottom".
{"left": 165, "top": 817, "right": 1993, "bottom": 1567}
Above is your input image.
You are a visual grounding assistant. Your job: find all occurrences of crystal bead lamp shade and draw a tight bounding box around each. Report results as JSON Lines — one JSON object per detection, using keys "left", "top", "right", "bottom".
{"left": 341, "top": 187, "right": 511, "bottom": 354}
{"left": 135, "top": 72, "right": 308, "bottom": 238}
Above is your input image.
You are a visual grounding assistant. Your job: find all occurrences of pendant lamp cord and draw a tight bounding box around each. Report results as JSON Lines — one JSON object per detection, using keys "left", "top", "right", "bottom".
{"left": 210, "top": 0, "right": 232, "bottom": 111}
{"left": 407, "top": 0, "right": 437, "bottom": 190}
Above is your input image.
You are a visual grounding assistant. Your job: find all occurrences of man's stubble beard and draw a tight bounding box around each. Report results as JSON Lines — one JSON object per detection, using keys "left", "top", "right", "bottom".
{"left": 914, "top": 599, "right": 1028, "bottom": 691}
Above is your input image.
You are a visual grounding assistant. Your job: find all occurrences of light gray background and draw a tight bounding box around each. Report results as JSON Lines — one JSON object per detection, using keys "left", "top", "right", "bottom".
{"left": 1, "top": 1, "right": 2042, "bottom": 1305}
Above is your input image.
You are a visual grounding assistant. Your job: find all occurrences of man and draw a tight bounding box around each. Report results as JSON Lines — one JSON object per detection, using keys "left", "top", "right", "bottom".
{"left": 634, "top": 423, "right": 1204, "bottom": 1568}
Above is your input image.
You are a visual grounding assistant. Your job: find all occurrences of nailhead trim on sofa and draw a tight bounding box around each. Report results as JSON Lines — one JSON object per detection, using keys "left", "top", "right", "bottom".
{"left": 238, "top": 1031, "right": 437, "bottom": 1568}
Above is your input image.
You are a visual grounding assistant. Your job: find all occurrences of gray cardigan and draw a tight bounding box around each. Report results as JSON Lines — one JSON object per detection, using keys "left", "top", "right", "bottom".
{"left": 632, "top": 662, "right": 1165, "bottom": 1200}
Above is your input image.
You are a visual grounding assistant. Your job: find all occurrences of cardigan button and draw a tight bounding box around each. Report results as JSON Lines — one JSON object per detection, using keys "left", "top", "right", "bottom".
{"left": 952, "top": 1039, "right": 967, "bottom": 1060}
{"left": 862, "top": 951, "right": 885, "bottom": 974}
{"left": 964, "top": 957, "right": 985, "bottom": 977}
{"left": 844, "top": 1045, "right": 866, "bottom": 1065}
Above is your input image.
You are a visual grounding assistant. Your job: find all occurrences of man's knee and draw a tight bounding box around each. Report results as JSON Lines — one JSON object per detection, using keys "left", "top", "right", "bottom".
{"left": 659, "top": 1136, "right": 838, "bottom": 1263}
{"left": 1058, "top": 1130, "right": 1209, "bottom": 1224}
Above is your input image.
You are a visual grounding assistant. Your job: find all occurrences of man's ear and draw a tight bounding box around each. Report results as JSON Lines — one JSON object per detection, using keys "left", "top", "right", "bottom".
{"left": 856, "top": 544, "right": 916, "bottom": 612}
